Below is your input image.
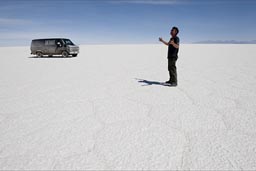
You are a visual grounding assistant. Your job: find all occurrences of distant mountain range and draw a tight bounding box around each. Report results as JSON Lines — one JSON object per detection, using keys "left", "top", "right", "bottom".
{"left": 193, "top": 40, "right": 256, "bottom": 44}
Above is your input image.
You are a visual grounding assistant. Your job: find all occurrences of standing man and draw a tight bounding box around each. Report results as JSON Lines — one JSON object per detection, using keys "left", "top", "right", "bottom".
{"left": 159, "top": 27, "right": 180, "bottom": 86}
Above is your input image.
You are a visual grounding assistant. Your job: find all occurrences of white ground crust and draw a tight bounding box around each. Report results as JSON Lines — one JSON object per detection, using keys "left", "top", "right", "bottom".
{"left": 0, "top": 44, "right": 256, "bottom": 170}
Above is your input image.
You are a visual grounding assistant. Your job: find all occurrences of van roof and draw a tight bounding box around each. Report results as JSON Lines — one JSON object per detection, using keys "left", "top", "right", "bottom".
{"left": 32, "top": 38, "right": 69, "bottom": 41}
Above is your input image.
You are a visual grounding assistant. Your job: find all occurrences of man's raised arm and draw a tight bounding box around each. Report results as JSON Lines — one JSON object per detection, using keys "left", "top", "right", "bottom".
{"left": 159, "top": 37, "right": 179, "bottom": 48}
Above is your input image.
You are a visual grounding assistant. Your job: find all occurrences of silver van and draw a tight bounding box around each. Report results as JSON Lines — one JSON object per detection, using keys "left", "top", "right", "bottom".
{"left": 31, "top": 38, "right": 79, "bottom": 57}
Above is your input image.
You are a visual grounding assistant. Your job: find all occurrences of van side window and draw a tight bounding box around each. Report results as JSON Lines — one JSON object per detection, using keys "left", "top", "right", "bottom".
{"left": 45, "top": 40, "right": 55, "bottom": 46}
{"left": 33, "top": 40, "right": 43, "bottom": 46}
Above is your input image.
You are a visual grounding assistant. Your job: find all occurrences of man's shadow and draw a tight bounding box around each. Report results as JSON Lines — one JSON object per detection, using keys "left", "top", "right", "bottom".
{"left": 135, "top": 78, "right": 167, "bottom": 87}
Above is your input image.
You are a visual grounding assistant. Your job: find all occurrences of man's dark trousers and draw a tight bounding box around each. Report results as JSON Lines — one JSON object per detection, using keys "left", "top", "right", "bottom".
{"left": 168, "top": 58, "right": 177, "bottom": 84}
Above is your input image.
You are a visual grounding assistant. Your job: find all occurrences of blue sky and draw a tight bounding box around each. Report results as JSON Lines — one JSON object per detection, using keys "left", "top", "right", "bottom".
{"left": 0, "top": 0, "right": 255, "bottom": 46}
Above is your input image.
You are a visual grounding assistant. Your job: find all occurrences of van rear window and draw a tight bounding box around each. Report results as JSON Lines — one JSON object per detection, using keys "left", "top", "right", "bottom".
{"left": 32, "top": 40, "right": 44, "bottom": 46}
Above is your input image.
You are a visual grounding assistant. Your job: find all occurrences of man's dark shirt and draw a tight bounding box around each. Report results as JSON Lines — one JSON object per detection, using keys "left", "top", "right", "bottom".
{"left": 168, "top": 36, "right": 179, "bottom": 59}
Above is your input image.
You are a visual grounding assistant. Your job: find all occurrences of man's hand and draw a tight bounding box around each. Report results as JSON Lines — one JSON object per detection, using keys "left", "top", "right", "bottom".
{"left": 159, "top": 37, "right": 168, "bottom": 46}
{"left": 170, "top": 40, "right": 174, "bottom": 45}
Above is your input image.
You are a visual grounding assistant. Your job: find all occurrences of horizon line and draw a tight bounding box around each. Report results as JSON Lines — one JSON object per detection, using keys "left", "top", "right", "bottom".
{"left": 1, "top": 42, "right": 256, "bottom": 48}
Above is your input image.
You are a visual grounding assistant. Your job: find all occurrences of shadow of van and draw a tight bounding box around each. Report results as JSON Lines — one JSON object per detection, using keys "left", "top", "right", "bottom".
{"left": 28, "top": 55, "right": 77, "bottom": 59}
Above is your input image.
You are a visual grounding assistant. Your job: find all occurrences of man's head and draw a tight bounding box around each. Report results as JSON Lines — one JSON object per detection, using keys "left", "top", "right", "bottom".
{"left": 170, "top": 26, "right": 179, "bottom": 37}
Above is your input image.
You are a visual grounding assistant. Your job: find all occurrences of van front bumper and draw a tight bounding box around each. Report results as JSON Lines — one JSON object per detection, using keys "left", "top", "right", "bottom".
{"left": 68, "top": 51, "right": 79, "bottom": 54}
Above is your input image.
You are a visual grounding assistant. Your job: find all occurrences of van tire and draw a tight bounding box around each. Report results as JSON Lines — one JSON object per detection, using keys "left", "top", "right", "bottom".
{"left": 72, "top": 54, "right": 77, "bottom": 57}
{"left": 36, "top": 52, "right": 43, "bottom": 57}
{"left": 62, "top": 51, "right": 69, "bottom": 57}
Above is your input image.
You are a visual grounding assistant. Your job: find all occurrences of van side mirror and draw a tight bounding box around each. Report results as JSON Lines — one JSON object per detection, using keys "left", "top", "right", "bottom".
{"left": 57, "top": 42, "right": 62, "bottom": 47}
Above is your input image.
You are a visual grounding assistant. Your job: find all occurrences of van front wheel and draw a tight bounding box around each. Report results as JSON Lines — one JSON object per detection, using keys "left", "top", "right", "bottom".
{"left": 62, "top": 51, "right": 69, "bottom": 57}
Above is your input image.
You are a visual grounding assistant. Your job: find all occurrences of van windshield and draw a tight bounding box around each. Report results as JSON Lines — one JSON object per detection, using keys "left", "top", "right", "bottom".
{"left": 63, "top": 39, "right": 74, "bottom": 45}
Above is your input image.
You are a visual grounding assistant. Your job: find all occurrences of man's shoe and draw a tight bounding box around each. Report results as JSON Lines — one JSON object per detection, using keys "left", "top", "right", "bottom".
{"left": 165, "top": 80, "right": 171, "bottom": 84}
{"left": 170, "top": 83, "right": 177, "bottom": 86}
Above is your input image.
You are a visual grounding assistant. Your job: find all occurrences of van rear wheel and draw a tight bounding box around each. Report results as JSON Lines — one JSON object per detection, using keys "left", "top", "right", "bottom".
{"left": 62, "top": 51, "right": 69, "bottom": 57}
{"left": 36, "top": 52, "right": 43, "bottom": 57}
